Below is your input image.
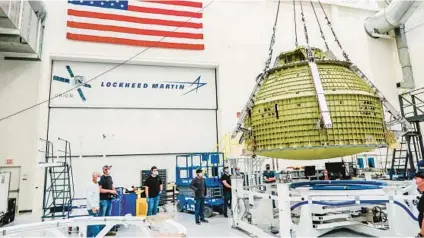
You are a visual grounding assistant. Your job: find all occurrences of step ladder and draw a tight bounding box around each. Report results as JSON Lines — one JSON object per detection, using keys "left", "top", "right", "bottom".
{"left": 390, "top": 140, "right": 409, "bottom": 180}
{"left": 389, "top": 87, "right": 424, "bottom": 180}
{"left": 39, "top": 138, "right": 75, "bottom": 221}
{"left": 390, "top": 127, "right": 423, "bottom": 180}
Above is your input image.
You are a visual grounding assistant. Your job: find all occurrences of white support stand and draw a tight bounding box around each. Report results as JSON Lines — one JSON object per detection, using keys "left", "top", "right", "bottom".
{"left": 231, "top": 177, "right": 274, "bottom": 238}
{"left": 294, "top": 188, "right": 321, "bottom": 237}
{"left": 0, "top": 216, "right": 187, "bottom": 237}
{"left": 231, "top": 177, "right": 242, "bottom": 228}
{"left": 277, "top": 183, "right": 293, "bottom": 237}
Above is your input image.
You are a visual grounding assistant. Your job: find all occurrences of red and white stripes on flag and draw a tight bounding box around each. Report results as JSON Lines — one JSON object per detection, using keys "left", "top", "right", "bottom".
{"left": 67, "top": 0, "right": 205, "bottom": 50}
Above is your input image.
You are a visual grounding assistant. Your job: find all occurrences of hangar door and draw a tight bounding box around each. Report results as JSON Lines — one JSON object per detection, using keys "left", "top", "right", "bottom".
{"left": 47, "top": 60, "right": 217, "bottom": 196}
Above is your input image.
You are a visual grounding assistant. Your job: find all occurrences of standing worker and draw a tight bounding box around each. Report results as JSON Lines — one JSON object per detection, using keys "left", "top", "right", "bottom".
{"left": 415, "top": 171, "right": 424, "bottom": 237}
{"left": 144, "top": 166, "right": 163, "bottom": 216}
{"left": 98, "top": 165, "right": 117, "bottom": 236}
{"left": 86, "top": 172, "right": 100, "bottom": 237}
{"left": 189, "top": 168, "right": 209, "bottom": 225}
{"left": 263, "top": 164, "right": 276, "bottom": 208}
{"left": 221, "top": 166, "right": 232, "bottom": 217}
{"left": 263, "top": 164, "right": 276, "bottom": 183}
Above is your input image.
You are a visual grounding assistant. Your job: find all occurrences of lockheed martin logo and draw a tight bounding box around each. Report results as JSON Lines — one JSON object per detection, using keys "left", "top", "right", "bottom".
{"left": 52, "top": 65, "right": 91, "bottom": 102}
{"left": 53, "top": 65, "right": 208, "bottom": 100}
{"left": 100, "top": 75, "right": 208, "bottom": 96}
{"left": 165, "top": 76, "right": 207, "bottom": 95}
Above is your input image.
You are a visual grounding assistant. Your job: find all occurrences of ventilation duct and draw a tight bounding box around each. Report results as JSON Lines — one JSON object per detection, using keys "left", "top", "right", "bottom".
{"left": 364, "top": 1, "right": 422, "bottom": 35}
{"left": 364, "top": 0, "right": 422, "bottom": 89}
{"left": 0, "top": 0, "right": 46, "bottom": 60}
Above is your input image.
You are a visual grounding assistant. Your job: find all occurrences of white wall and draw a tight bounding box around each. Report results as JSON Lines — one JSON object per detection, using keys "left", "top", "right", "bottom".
{"left": 0, "top": 61, "right": 41, "bottom": 211}
{"left": 0, "top": 0, "right": 418, "bottom": 213}
{"left": 48, "top": 108, "right": 217, "bottom": 155}
{"left": 406, "top": 4, "right": 424, "bottom": 90}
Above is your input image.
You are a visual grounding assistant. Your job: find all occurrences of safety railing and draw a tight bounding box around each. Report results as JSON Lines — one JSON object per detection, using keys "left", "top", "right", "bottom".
{"left": 399, "top": 87, "right": 424, "bottom": 122}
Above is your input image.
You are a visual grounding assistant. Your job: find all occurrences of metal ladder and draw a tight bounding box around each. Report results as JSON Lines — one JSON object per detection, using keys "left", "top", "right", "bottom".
{"left": 389, "top": 129, "right": 423, "bottom": 180}
{"left": 390, "top": 137, "right": 409, "bottom": 180}
{"left": 40, "top": 138, "right": 75, "bottom": 220}
{"left": 388, "top": 87, "right": 424, "bottom": 180}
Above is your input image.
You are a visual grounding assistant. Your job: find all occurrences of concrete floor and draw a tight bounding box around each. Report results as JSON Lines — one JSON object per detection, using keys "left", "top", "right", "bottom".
{"left": 3, "top": 209, "right": 366, "bottom": 237}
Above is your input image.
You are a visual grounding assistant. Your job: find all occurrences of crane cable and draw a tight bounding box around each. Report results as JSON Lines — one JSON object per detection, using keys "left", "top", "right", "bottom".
{"left": 263, "top": 0, "right": 282, "bottom": 73}
{"left": 0, "top": 1, "right": 216, "bottom": 123}
{"left": 310, "top": 1, "right": 330, "bottom": 52}
{"left": 249, "top": 0, "right": 282, "bottom": 153}
{"left": 299, "top": 0, "right": 315, "bottom": 62}
{"left": 293, "top": 0, "right": 298, "bottom": 47}
{"left": 317, "top": 0, "right": 351, "bottom": 62}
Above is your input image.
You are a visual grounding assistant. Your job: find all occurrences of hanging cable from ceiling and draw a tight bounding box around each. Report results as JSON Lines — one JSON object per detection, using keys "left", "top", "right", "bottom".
{"left": 263, "top": 0, "right": 282, "bottom": 73}
{"left": 317, "top": 0, "right": 351, "bottom": 62}
{"left": 310, "top": 1, "right": 330, "bottom": 52}
{"left": 299, "top": 0, "right": 315, "bottom": 61}
{"left": 293, "top": 0, "right": 298, "bottom": 47}
{"left": 248, "top": 0, "right": 282, "bottom": 152}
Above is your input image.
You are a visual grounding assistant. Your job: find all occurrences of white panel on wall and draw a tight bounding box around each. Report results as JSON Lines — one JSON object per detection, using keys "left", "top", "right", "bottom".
{"left": 50, "top": 61, "right": 217, "bottom": 109}
{"left": 48, "top": 108, "right": 217, "bottom": 155}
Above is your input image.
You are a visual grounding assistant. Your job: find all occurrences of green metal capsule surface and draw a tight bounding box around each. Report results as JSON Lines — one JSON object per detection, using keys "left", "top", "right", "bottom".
{"left": 244, "top": 47, "right": 390, "bottom": 160}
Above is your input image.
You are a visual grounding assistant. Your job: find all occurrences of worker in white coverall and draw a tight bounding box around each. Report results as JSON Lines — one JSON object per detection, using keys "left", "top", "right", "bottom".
{"left": 86, "top": 172, "right": 101, "bottom": 237}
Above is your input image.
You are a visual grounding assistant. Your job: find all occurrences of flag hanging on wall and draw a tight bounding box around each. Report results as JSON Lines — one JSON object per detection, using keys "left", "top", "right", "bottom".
{"left": 67, "top": 0, "right": 205, "bottom": 50}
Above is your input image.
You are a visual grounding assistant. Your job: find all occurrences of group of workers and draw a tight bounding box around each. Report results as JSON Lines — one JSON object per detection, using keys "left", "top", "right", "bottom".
{"left": 86, "top": 165, "right": 117, "bottom": 237}
{"left": 84, "top": 163, "right": 328, "bottom": 236}
{"left": 83, "top": 164, "right": 424, "bottom": 237}
{"left": 85, "top": 165, "right": 163, "bottom": 237}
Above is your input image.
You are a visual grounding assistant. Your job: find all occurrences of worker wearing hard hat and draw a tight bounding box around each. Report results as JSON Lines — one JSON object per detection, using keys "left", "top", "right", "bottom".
{"left": 415, "top": 171, "right": 424, "bottom": 237}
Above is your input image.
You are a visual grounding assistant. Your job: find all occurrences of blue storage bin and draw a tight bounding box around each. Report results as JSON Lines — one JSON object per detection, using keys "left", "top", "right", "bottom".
{"left": 122, "top": 193, "right": 137, "bottom": 216}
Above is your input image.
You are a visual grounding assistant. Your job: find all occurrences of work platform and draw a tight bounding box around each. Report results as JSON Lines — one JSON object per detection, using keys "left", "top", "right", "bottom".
{"left": 399, "top": 87, "right": 424, "bottom": 123}
{"left": 390, "top": 87, "right": 424, "bottom": 179}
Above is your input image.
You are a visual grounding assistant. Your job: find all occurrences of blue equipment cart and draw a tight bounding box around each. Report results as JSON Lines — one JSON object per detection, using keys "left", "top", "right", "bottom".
{"left": 175, "top": 152, "right": 225, "bottom": 217}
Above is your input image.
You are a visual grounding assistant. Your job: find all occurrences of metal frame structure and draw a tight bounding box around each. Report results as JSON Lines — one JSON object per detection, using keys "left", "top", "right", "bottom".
{"left": 175, "top": 153, "right": 225, "bottom": 217}
{"left": 39, "top": 138, "right": 75, "bottom": 220}
{"left": 0, "top": 216, "right": 187, "bottom": 237}
{"left": 227, "top": 157, "right": 266, "bottom": 187}
{"left": 231, "top": 175, "right": 420, "bottom": 237}
{"left": 390, "top": 87, "right": 424, "bottom": 179}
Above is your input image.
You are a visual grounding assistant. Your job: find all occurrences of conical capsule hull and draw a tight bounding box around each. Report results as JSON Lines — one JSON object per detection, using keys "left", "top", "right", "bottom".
{"left": 244, "top": 47, "right": 389, "bottom": 160}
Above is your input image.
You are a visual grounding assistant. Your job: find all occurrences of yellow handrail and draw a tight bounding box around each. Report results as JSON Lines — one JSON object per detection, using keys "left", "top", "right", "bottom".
{"left": 211, "top": 132, "right": 245, "bottom": 159}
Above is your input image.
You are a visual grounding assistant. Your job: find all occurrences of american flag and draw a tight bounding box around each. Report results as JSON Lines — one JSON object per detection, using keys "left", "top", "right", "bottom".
{"left": 67, "top": 0, "right": 204, "bottom": 50}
